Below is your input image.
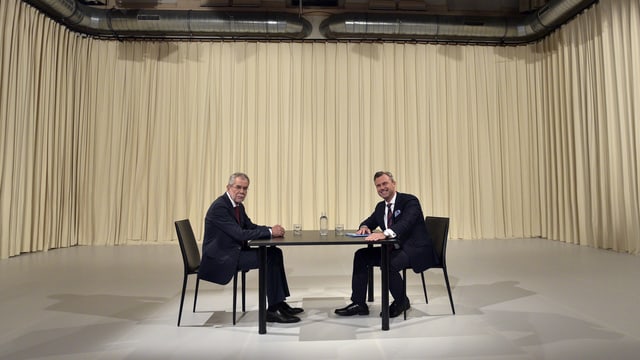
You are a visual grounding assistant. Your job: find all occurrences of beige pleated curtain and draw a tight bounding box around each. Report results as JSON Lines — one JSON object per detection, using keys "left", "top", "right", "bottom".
{"left": 1, "top": 0, "right": 639, "bottom": 259}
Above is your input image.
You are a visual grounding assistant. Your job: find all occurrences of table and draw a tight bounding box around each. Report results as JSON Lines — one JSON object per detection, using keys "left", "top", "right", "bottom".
{"left": 248, "top": 230, "right": 398, "bottom": 334}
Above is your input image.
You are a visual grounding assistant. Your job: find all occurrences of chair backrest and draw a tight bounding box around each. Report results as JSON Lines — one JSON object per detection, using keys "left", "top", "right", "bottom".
{"left": 175, "top": 219, "right": 201, "bottom": 274}
{"left": 425, "top": 216, "right": 450, "bottom": 265}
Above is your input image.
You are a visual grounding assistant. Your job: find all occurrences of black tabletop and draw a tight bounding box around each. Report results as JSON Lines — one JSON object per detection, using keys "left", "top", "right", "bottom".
{"left": 248, "top": 230, "right": 397, "bottom": 246}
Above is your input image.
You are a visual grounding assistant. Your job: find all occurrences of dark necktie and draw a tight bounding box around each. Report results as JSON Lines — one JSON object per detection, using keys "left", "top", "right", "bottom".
{"left": 234, "top": 206, "right": 241, "bottom": 224}
{"left": 236, "top": 205, "right": 248, "bottom": 249}
{"left": 387, "top": 203, "right": 393, "bottom": 228}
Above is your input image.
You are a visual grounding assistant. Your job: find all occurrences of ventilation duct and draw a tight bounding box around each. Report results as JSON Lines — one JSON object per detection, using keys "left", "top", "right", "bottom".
{"left": 22, "top": 0, "right": 597, "bottom": 43}
{"left": 320, "top": 0, "right": 599, "bottom": 44}
{"left": 23, "top": 0, "right": 312, "bottom": 39}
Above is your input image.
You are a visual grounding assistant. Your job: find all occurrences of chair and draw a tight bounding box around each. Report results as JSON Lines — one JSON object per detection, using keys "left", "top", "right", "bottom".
{"left": 174, "top": 219, "right": 248, "bottom": 326}
{"left": 402, "top": 216, "right": 455, "bottom": 319}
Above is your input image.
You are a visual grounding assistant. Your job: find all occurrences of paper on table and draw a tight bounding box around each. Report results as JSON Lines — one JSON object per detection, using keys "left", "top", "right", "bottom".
{"left": 345, "top": 233, "right": 368, "bottom": 237}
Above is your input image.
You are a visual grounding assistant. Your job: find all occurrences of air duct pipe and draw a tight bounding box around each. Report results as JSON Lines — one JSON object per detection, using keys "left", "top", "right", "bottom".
{"left": 23, "top": 0, "right": 312, "bottom": 40}
{"left": 22, "top": 0, "right": 597, "bottom": 43}
{"left": 319, "top": 0, "right": 599, "bottom": 44}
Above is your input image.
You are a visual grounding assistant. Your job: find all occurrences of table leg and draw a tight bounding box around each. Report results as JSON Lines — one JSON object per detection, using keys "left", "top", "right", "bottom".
{"left": 381, "top": 243, "right": 390, "bottom": 331}
{"left": 367, "top": 244, "right": 374, "bottom": 302}
{"left": 258, "top": 246, "right": 267, "bottom": 334}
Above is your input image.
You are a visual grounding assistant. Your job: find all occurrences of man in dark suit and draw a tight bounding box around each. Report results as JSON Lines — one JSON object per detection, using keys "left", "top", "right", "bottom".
{"left": 200, "top": 172, "right": 303, "bottom": 323}
{"left": 335, "top": 171, "right": 439, "bottom": 318}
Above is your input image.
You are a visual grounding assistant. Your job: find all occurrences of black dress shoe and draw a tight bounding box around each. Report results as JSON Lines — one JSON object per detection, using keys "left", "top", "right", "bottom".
{"left": 335, "top": 302, "right": 369, "bottom": 316}
{"left": 279, "top": 302, "right": 304, "bottom": 316}
{"left": 266, "top": 309, "right": 300, "bottom": 323}
{"left": 389, "top": 298, "right": 410, "bottom": 318}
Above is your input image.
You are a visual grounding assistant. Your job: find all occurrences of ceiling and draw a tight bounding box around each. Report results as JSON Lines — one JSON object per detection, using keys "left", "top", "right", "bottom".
{"left": 24, "top": 0, "right": 598, "bottom": 43}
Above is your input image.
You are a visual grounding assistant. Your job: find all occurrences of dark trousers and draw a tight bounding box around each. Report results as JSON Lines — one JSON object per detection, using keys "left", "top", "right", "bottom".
{"left": 350, "top": 246, "right": 410, "bottom": 304}
{"left": 237, "top": 246, "right": 290, "bottom": 307}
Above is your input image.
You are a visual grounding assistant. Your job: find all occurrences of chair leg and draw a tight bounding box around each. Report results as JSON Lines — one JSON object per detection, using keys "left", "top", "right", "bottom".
{"left": 178, "top": 273, "right": 188, "bottom": 327}
{"left": 193, "top": 277, "right": 200, "bottom": 312}
{"left": 402, "top": 269, "right": 407, "bottom": 320}
{"left": 420, "top": 272, "right": 428, "bottom": 304}
{"left": 242, "top": 271, "right": 247, "bottom": 313}
{"left": 443, "top": 266, "right": 455, "bottom": 314}
{"left": 232, "top": 272, "right": 238, "bottom": 325}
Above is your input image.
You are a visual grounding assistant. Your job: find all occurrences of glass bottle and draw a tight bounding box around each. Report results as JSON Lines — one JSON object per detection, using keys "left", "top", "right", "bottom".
{"left": 319, "top": 212, "right": 328, "bottom": 236}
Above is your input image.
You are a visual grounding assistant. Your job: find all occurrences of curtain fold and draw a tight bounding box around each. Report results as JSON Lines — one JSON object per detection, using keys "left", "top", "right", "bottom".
{"left": 1, "top": 0, "right": 639, "bottom": 259}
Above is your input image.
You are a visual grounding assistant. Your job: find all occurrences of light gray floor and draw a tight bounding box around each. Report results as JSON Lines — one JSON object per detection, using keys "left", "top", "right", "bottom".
{"left": 1, "top": 238, "right": 639, "bottom": 360}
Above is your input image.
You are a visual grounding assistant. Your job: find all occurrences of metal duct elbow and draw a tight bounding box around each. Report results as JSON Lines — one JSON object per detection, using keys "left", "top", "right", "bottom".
{"left": 320, "top": 0, "right": 598, "bottom": 44}
{"left": 23, "top": 0, "right": 312, "bottom": 40}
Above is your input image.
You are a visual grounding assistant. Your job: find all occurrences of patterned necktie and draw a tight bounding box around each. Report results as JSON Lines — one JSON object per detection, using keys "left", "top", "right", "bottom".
{"left": 386, "top": 203, "right": 393, "bottom": 228}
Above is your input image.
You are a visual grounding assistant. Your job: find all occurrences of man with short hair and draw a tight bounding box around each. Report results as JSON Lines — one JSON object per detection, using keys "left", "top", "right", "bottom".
{"left": 335, "top": 171, "right": 438, "bottom": 318}
{"left": 200, "top": 172, "right": 303, "bottom": 323}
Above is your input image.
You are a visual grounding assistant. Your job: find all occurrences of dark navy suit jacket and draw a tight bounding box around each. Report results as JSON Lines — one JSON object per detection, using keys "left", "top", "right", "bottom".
{"left": 200, "top": 193, "right": 271, "bottom": 285}
{"left": 359, "top": 192, "right": 439, "bottom": 272}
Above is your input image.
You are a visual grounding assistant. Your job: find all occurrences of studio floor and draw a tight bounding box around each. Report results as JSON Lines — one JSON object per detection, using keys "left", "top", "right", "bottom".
{"left": 1, "top": 237, "right": 639, "bottom": 360}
